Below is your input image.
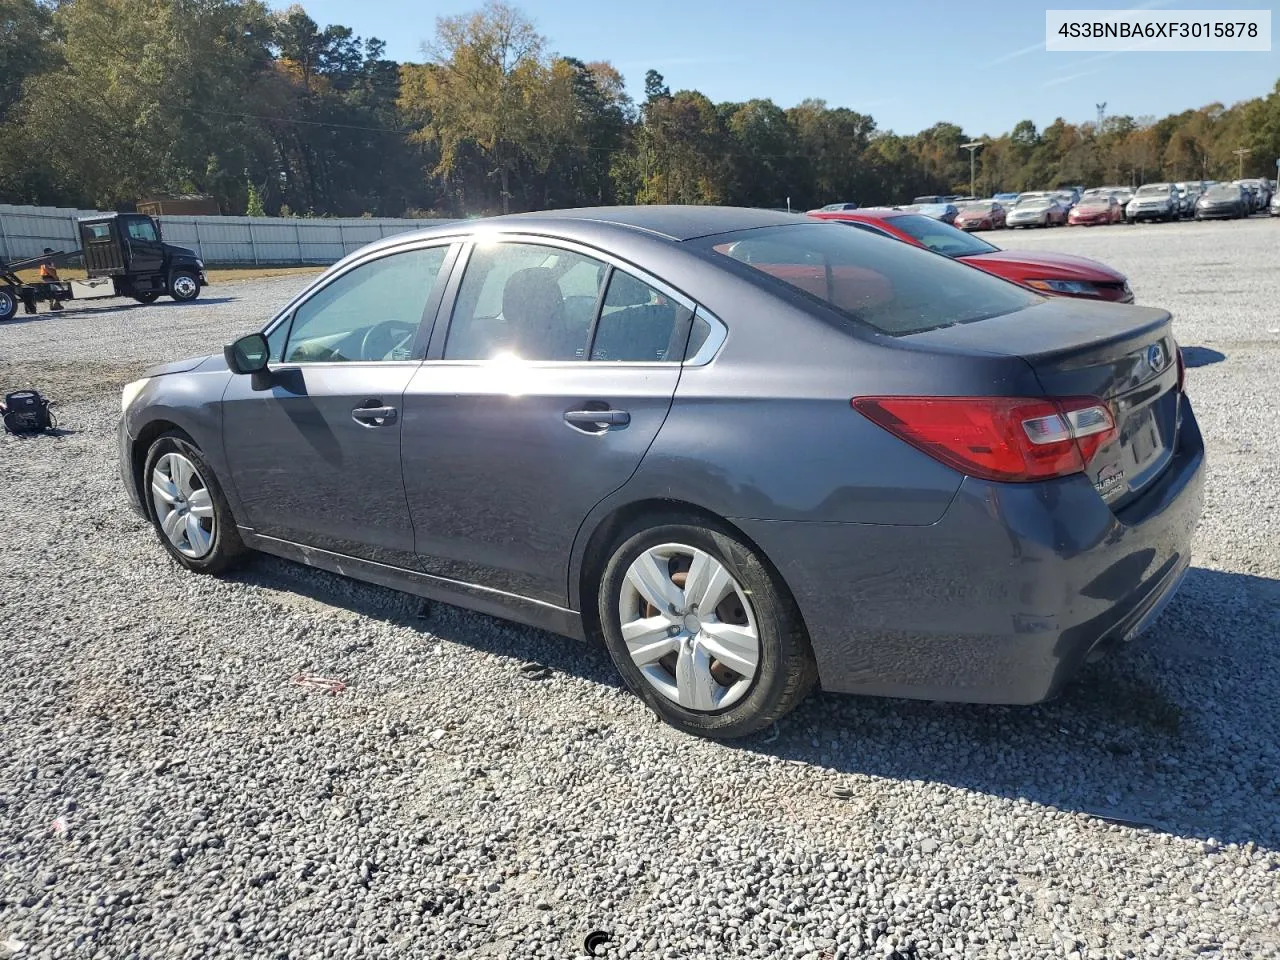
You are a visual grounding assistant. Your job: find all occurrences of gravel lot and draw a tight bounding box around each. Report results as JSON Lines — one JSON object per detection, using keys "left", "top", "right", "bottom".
{"left": 2, "top": 219, "right": 1278, "bottom": 960}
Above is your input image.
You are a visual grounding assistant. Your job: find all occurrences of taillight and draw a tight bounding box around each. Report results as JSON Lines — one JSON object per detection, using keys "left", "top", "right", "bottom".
{"left": 1176, "top": 346, "right": 1186, "bottom": 392}
{"left": 852, "top": 396, "right": 1117, "bottom": 483}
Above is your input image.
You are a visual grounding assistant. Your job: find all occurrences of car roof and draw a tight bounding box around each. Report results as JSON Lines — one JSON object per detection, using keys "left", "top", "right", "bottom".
{"left": 473, "top": 205, "right": 807, "bottom": 241}
{"left": 813, "top": 208, "right": 904, "bottom": 222}
{"left": 352, "top": 205, "right": 814, "bottom": 260}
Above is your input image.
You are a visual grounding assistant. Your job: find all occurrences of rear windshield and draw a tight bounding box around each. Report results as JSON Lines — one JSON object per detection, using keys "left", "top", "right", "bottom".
{"left": 882, "top": 213, "right": 998, "bottom": 257}
{"left": 701, "top": 222, "right": 1039, "bottom": 336}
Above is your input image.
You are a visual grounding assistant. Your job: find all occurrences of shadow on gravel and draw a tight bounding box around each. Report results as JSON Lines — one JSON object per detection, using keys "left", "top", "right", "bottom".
{"left": 2, "top": 297, "right": 238, "bottom": 322}
{"left": 734, "top": 566, "right": 1280, "bottom": 849}
{"left": 0, "top": 427, "right": 78, "bottom": 439}
{"left": 229, "top": 556, "right": 624, "bottom": 692}
{"left": 1182, "top": 346, "right": 1227, "bottom": 368}
{"left": 234, "top": 557, "right": 1280, "bottom": 848}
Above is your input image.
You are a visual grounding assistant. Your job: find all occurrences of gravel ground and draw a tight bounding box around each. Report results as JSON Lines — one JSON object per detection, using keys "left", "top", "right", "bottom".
{"left": 1, "top": 222, "right": 1278, "bottom": 960}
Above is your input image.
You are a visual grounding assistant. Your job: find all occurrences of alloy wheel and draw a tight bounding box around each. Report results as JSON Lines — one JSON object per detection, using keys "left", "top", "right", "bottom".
{"left": 618, "top": 543, "right": 761, "bottom": 712}
{"left": 150, "top": 452, "right": 215, "bottom": 558}
{"left": 172, "top": 274, "right": 198, "bottom": 299}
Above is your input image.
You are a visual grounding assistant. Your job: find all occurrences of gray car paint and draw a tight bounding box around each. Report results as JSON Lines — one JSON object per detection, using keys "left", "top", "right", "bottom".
{"left": 120, "top": 206, "right": 1205, "bottom": 705}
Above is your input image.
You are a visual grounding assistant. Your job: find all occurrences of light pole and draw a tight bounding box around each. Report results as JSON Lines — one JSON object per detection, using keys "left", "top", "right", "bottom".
{"left": 960, "top": 141, "right": 984, "bottom": 198}
{"left": 1233, "top": 147, "right": 1251, "bottom": 179}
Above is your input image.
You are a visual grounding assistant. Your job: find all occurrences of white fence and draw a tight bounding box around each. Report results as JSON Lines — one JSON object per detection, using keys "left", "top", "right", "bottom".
{"left": 0, "top": 203, "right": 454, "bottom": 266}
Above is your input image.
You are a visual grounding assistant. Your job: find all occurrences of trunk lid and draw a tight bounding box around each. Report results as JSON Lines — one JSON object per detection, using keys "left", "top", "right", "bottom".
{"left": 908, "top": 298, "right": 1182, "bottom": 507}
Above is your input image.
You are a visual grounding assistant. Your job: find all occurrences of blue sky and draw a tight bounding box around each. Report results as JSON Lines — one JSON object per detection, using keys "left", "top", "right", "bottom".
{"left": 281, "top": 0, "right": 1278, "bottom": 135}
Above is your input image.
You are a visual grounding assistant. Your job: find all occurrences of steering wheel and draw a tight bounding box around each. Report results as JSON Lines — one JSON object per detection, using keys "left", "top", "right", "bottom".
{"left": 360, "top": 319, "right": 418, "bottom": 361}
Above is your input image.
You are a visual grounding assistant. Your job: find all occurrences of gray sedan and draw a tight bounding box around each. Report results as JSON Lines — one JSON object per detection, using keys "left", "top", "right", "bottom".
{"left": 119, "top": 207, "right": 1205, "bottom": 739}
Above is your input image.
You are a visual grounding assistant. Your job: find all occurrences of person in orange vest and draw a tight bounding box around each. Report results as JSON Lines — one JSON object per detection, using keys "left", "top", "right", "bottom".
{"left": 39, "top": 249, "right": 64, "bottom": 311}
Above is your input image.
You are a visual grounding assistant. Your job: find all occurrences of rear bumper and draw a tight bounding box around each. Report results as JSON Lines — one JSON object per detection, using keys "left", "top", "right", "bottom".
{"left": 737, "top": 401, "right": 1206, "bottom": 704}
{"left": 118, "top": 416, "right": 147, "bottom": 519}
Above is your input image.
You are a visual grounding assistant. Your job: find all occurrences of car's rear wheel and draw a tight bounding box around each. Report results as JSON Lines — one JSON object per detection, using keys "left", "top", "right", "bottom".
{"left": 597, "top": 516, "right": 816, "bottom": 739}
{"left": 143, "top": 432, "right": 245, "bottom": 573}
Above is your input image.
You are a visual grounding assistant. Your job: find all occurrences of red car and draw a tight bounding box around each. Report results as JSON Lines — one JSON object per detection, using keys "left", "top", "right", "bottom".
{"left": 953, "top": 201, "right": 1007, "bottom": 231}
{"left": 1068, "top": 195, "right": 1124, "bottom": 226}
{"left": 809, "top": 209, "right": 1134, "bottom": 303}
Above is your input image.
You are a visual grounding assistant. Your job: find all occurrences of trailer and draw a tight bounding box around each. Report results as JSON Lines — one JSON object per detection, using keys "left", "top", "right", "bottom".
{"left": 0, "top": 212, "right": 207, "bottom": 322}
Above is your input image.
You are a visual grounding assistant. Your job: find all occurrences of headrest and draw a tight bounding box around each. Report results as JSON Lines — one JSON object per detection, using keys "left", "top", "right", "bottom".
{"left": 502, "top": 268, "right": 564, "bottom": 325}
{"left": 608, "top": 272, "right": 653, "bottom": 307}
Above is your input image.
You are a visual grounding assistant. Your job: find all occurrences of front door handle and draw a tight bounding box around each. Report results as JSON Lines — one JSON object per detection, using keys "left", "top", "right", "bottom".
{"left": 564, "top": 408, "right": 631, "bottom": 431}
{"left": 352, "top": 403, "right": 398, "bottom": 427}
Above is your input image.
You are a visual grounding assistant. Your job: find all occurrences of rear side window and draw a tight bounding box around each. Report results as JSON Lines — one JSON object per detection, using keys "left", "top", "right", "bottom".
{"left": 702, "top": 222, "right": 1039, "bottom": 336}
{"left": 591, "top": 271, "right": 692, "bottom": 362}
{"left": 445, "top": 242, "right": 606, "bottom": 361}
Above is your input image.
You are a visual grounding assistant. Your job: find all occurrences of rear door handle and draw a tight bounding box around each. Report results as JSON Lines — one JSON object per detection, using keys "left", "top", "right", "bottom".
{"left": 352, "top": 403, "right": 398, "bottom": 427}
{"left": 564, "top": 408, "right": 630, "bottom": 431}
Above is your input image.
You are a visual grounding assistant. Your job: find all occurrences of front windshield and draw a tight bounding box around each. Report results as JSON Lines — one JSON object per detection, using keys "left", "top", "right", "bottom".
{"left": 1016, "top": 199, "right": 1050, "bottom": 209}
{"left": 703, "top": 222, "right": 1036, "bottom": 336}
{"left": 961, "top": 202, "right": 995, "bottom": 213}
{"left": 1079, "top": 197, "right": 1110, "bottom": 208}
{"left": 1136, "top": 185, "right": 1169, "bottom": 196}
{"left": 1205, "top": 185, "right": 1239, "bottom": 199}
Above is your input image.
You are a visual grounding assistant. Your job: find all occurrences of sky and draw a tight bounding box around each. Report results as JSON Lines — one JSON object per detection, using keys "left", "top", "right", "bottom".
{"left": 280, "top": 0, "right": 1279, "bottom": 136}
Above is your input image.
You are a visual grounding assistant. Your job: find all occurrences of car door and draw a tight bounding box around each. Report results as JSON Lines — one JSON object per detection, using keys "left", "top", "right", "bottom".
{"left": 221, "top": 241, "right": 456, "bottom": 566}
{"left": 123, "top": 217, "right": 164, "bottom": 275}
{"left": 399, "top": 237, "right": 701, "bottom": 607}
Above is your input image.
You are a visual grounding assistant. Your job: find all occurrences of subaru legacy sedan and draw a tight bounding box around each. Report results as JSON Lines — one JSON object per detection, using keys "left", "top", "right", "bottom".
{"left": 119, "top": 207, "right": 1204, "bottom": 739}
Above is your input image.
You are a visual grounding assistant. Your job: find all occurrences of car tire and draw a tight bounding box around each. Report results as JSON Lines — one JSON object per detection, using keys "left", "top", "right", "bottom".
{"left": 0, "top": 286, "right": 17, "bottom": 322}
{"left": 142, "top": 431, "right": 245, "bottom": 574}
{"left": 168, "top": 270, "right": 201, "bottom": 302}
{"left": 132, "top": 292, "right": 160, "bottom": 304}
{"left": 596, "top": 515, "right": 817, "bottom": 739}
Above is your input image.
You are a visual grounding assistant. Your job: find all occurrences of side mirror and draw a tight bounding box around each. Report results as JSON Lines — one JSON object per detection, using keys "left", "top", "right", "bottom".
{"left": 224, "top": 333, "right": 269, "bottom": 375}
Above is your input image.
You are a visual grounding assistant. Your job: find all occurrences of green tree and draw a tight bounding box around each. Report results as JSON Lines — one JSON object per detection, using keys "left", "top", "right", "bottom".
{"left": 245, "top": 179, "right": 267, "bottom": 216}
{"left": 402, "top": 0, "right": 549, "bottom": 214}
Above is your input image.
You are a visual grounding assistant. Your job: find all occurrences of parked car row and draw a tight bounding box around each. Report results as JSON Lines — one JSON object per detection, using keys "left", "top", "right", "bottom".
{"left": 831, "top": 176, "right": 1278, "bottom": 233}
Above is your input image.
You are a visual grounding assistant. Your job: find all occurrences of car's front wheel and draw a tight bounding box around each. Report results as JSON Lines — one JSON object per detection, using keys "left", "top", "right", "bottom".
{"left": 597, "top": 516, "right": 816, "bottom": 739}
{"left": 168, "top": 270, "right": 201, "bottom": 302}
{"left": 0, "top": 286, "right": 17, "bottom": 322}
{"left": 143, "top": 432, "right": 245, "bottom": 573}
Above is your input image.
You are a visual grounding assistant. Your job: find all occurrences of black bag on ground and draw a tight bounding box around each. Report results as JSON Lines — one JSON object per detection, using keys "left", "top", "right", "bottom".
{"left": 1, "top": 390, "right": 56, "bottom": 434}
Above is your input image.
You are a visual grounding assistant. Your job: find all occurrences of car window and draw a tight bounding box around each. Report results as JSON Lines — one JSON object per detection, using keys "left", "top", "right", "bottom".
{"left": 281, "top": 246, "right": 449, "bottom": 364}
{"left": 881, "top": 214, "right": 999, "bottom": 257}
{"left": 704, "top": 222, "right": 1039, "bottom": 337}
{"left": 127, "top": 220, "right": 157, "bottom": 242}
{"left": 445, "top": 242, "right": 606, "bottom": 361}
{"left": 590, "top": 271, "right": 693, "bottom": 362}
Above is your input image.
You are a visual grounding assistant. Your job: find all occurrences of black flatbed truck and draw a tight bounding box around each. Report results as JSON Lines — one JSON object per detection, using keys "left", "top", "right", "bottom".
{"left": 0, "top": 212, "right": 206, "bottom": 321}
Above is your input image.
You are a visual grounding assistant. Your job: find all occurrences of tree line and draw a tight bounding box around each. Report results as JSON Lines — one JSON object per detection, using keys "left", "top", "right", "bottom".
{"left": 2, "top": 0, "right": 1277, "bottom": 218}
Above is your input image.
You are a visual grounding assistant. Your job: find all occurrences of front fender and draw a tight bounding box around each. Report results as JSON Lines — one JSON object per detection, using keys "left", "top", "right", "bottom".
{"left": 122, "top": 365, "right": 237, "bottom": 518}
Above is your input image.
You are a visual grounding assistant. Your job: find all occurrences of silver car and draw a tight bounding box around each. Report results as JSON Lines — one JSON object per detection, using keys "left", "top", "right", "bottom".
{"left": 1126, "top": 184, "right": 1178, "bottom": 223}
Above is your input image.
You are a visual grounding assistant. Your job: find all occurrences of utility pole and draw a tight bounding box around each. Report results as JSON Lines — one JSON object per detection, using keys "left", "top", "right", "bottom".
{"left": 1233, "top": 147, "right": 1251, "bottom": 179}
{"left": 1096, "top": 102, "right": 1106, "bottom": 131}
{"left": 960, "top": 141, "right": 983, "bottom": 198}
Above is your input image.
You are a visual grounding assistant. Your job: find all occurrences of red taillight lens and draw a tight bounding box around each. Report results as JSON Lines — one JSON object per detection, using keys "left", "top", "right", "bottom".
{"left": 1176, "top": 346, "right": 1186, "bottom": 392}
{"left": 852, "top": 396, "right": 1117, "bottom": 483}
